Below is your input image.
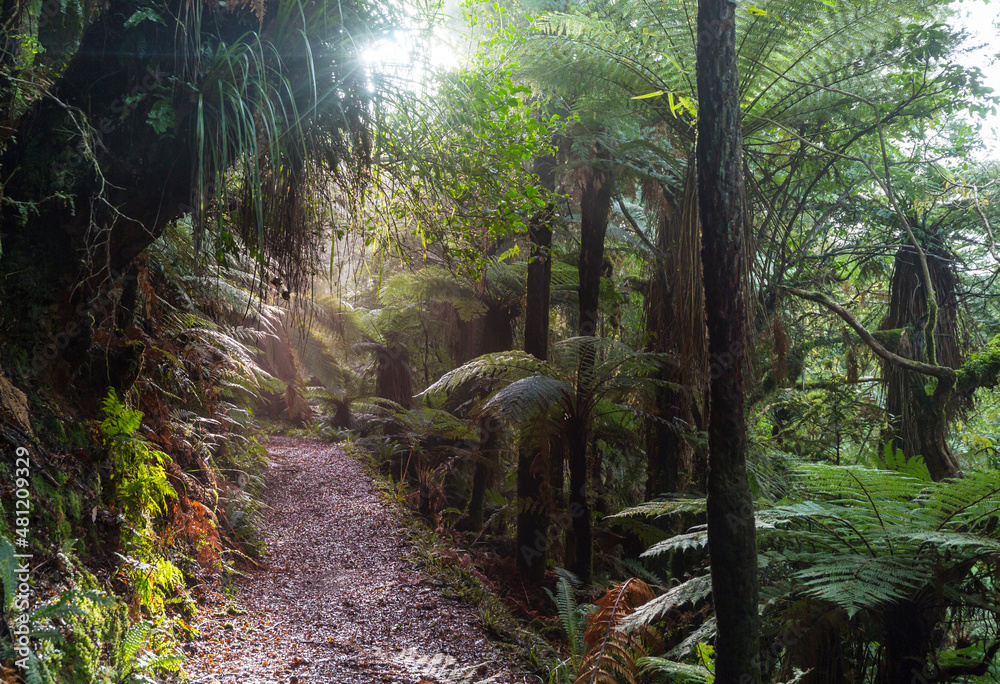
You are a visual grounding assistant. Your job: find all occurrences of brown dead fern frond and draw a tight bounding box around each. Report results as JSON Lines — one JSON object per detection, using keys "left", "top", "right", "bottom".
{"left": 575, "top": 578, "right": 661, "bottom": 684}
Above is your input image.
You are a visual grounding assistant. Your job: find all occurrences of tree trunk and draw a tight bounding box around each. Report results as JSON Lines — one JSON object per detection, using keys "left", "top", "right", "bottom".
{"left": 644, "top": 166, "right": 707, "bottom": 497}
{"left": 465, "top": 414, "right": 498, "bottom": 532}
{"left": 517, "top": 154, "right": 555, "bottom": 582}
{"left": 566, "top": 414, "right": 591, "bottom": 584}
{"left": 880, "top": 246, "right": 962, "bottom": 480}
{"left": 568, "top": 150, "right": 612, "bottom": 585}
{"left": 646, "top": 402, "right": 681, "bottom": 498}
{"left": 875, "top": 600, "right": 938, "bottom": 684}
{"left": 697, "top": 0, "right": 761, "bottom": 680}
{"left": 465, "top": 297, "right": 518, "bottom": 531}
{"left": 578, "top": 154, "right": 613, "bottom": 339}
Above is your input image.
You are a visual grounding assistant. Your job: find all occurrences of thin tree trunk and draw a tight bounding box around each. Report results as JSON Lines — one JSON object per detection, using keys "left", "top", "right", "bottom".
{"left": 697, "top": 0, "right": 761, "bottom": 680}
{"left": 548, "top": 433, "right": 565, "bottom": 565}
{"left": 517, "top": 155, "right": 555, "bottom": 582}
{"left": 465, "top": 414, "right": 497, "bottom": 532}
{"left": 567, "top": 414, "right": 591, "bottom": 584}
{"left": 569, "top": 149, "right": 612, "bottom": 585}
{"left": 465, "top": 299, "right": 518, "bottom": 531}
{"left": 578, "top": 154, "right": 613, "bottom": 339}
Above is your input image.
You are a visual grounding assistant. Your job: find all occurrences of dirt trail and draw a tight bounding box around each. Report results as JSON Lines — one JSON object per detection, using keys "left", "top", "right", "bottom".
{"left": 183, "top": 436, "right": 521, "bottom": 684}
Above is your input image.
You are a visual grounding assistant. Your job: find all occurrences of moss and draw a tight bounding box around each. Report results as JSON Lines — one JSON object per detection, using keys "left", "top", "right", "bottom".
{"left": 0, "top": 498, "right": 10, "bottom": 539}
{"left": 5, "top": 346, "right": 30, "bottom": 376}
{"left": 66, "top": 489, "right": 83, "bottom": 524}
{"left": 957, "top": 334, "right": 1000, "bottom": 394}
{"left": 57, "top": 573, "right": 129, "bottom": 684}
{"left": 32, "top": 475, "right": 73, "bottom": 544}
{"left": 872, "top": 327, "right": 905, "bottom": 349}
{"left": 14, "top": 570, "right": 130, "bottom": 684}
{"left": 33, "top": 411, "right": 67, "bottom": 444}
{"left": 63, "top": 420, "right": 92, "bottom": 450}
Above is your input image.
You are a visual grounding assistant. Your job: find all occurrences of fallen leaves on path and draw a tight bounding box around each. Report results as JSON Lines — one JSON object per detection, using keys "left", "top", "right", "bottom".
{"left": 182, "top": 437, "right": 520, "bottom": 684}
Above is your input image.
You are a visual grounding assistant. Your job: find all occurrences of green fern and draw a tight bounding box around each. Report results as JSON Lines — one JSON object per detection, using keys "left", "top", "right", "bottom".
{"left": 619, "top": 575, "right": 712, "bottom": 632}
{"left": 623, "top": 461, "right": 1000, "bottom": 674}
{"left": 637, "top": 656, "right": 713, "bottom": 684}
{"left": 0, "top": 535, "right": 16, "bottom": 613}
{"left": 100, "top": 389, "right": 177, "bottom": 526}
{"left": 114, "top": 620, "right": 151, "bottom": 677}
{"left": 546, "top": 574, "right": 597, "bottom": 678}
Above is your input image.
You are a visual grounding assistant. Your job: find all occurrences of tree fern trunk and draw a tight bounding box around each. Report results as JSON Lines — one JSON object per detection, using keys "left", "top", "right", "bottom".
{"left": 880, "top": 246, "right": 962, "bottom": 481}
{"left": 517, "top": 154, "right": 555, "bottom": 582}
{"left": 569, "top": 152, "right": 612, "bottom": 586}
{"left": 567, "top": 414, "right": 591, "bottom": 585}
{"left": 465, "top": 300, "right": 518, "bottom": 532}
{"left": 697, "top": 0, "right": 761, "bottom": 680}
{"left": 645, "top": 166, "right": 706, "bottom": 498}
{"left": 578, "top": 154, "right": 612, "bottom": 340}
{"left": 465, "top": 415, "right": 497, "bottom": 532}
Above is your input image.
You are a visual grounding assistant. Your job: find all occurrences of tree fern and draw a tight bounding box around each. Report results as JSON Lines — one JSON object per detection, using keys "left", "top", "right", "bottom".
{"left": 482, "top": 375, "right": 575, "bottom": 424}
{"left": 421, "top": 351, "right": 554, "bottom": 397}
{"left": 619, "top": 461, "right": 1000, "bottom": 676}
{"left": 619, "top": 575, "right": 712, "bottom": 632}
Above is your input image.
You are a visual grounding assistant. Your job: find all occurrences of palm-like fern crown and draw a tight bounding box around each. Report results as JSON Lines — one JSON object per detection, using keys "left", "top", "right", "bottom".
{"left": 523, "top": 0, "right": 936, "bottom": 135}
{"left": 421, "top": 337, "right": 675, "bottom": 431}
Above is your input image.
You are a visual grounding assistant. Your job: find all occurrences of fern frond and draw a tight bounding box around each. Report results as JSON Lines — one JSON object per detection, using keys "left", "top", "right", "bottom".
{"left": 546, "top": 576, "right": 596, "bottom": 671}
{"left": 420, "top": 351, "right": 553, "bottom": 397}
{"left": 637, "top": 656, "right": 713, "bottom": 684}
{"left": 115, "top": 619, "right": 152, "bottom": 670}
{"left": 575, "top": 579, "right": 660, "bottom": 684}
{"left": 640, "top": 529, "right": 708, "bottom": 557}
{"left": 609, "top": 497, "right": 707, "bottom": 520}
{"left": 795, "top": 554, "right": 933, "bottom": 617}
{"left": 482, "top": 375, "right": 574, "bottom": 424}
{"left": 619, "top": 575, "right": 712, "bottom": 632}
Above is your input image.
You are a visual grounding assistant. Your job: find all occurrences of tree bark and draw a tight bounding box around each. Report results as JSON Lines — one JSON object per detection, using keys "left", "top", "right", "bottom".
{"left": 881, "top": 247, "right": 962, "bottom": 481}
{"left": 697, "top": 0, "right": 761, "bottom": 680}
{"left": 465, "top": 298, "right": 518, "bottom": 531}
{"left": 569, "top": 150, "right": 612, "bottom": 585}
{"left": 517, "top": 154, "right": 555, "bottom": 582}
{"left": 578, "top": 153, "right": 613, "bottom": 339}
{"left": 566, "top": 413, "right": 591, "bottom": 584}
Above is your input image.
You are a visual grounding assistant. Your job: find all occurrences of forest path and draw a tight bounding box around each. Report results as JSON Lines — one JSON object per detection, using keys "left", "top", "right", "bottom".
{"left": 182, "top": 436, "right": 518, "bottom": 684}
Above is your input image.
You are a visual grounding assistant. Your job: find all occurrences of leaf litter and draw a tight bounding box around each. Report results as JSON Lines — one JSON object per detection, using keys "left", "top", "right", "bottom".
{"left": 182, "top": 436, "right": 519, "bottom": 684}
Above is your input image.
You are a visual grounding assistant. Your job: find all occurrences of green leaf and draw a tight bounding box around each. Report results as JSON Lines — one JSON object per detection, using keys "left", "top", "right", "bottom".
{"left": 124, "top": 8, "right": 166, "bottom": 28}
